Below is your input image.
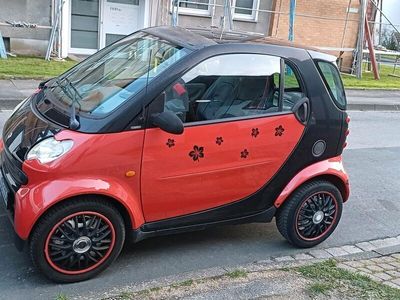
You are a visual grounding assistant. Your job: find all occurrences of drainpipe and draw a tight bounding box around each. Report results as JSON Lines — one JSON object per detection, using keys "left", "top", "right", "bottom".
{"left": 288, "top": 0, "right": 296, "bottom": 41}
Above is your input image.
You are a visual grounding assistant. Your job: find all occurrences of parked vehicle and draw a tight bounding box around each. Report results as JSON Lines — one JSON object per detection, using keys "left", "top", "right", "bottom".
{"left": 0, "top": 26, "right": 350, "bottom": 283}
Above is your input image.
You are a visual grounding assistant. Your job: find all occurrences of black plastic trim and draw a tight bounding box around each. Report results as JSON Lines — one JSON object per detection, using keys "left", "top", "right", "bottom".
{"left": 131, "top": 206, "right": 276, "bottom": 242}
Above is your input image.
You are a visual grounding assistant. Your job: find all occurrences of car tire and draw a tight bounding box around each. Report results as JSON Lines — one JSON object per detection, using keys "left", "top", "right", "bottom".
{"left": 29, "top": 197, "right": 125, "bottom": 283}
{"left": 276, "top": 180, "right": 343, "bottom": 248}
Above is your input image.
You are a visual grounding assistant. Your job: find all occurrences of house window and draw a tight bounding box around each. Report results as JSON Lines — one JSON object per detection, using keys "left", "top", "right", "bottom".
{"left": 176, "top": 0, "right": 212, "bottom": 16}
{"left": 233, "top": 0, "right": 259, "bottom": 21}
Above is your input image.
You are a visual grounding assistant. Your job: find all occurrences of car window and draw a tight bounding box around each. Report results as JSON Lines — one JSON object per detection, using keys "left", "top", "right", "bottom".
{"left": 282, "top": 64, "right": 306, "bottom": 111}
{"left": 161, "top": 53, "right": 282, "bottom": 123}
{"left": 316, "top": 61, "right": 347, "bottom": 109}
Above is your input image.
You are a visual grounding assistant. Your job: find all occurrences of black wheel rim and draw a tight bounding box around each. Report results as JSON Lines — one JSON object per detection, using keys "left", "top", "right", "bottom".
{"left": 295, "top": 192, "right": 337, "bottom": 241}
{"left": 45, "top": 212, "right": 115, "bottom": 274}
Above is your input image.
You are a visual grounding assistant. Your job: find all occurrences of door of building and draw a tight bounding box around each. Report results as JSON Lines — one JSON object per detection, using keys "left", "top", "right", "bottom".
{"left": 100, "top": 0, "right": 141, "bottom": 48}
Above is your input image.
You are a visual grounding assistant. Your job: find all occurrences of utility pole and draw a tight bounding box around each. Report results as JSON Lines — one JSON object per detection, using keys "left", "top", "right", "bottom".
{"left": 356, "top": 0, "right": 367, "bottom": 79}
{"left": 288, "top": 0, "right": 296, "bottom": 41}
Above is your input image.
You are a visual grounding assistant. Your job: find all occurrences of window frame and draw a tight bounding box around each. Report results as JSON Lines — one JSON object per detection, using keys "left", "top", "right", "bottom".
{"left": 173, "top": 0, "right": 213, "bottom": 17}
{"left": 232, "top": 0, "right": 260, "bottom": 22}
{"left": 151, "top": 53, "right": 308, "bottom": 128}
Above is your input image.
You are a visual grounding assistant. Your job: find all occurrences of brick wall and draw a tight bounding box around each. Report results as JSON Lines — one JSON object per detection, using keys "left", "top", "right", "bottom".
{"left": 270, "top": 0, "right": 361, "bottom": 72}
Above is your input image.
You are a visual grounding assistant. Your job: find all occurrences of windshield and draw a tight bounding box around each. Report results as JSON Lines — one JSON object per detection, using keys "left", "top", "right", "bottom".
{"left": 46, "top": 32, "right": 190, "bottom": 117}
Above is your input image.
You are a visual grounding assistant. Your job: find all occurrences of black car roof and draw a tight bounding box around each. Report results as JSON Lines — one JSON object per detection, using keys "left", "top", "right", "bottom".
{"left": 143, "top": 26, "right": 336, "bottom": 62}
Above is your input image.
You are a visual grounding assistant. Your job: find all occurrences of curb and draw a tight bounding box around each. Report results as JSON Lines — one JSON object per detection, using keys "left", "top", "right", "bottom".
{"left": 348, "top": 103, "right": 400, "bottom": 111}
{"left": 83, "top": 235, "right": 400, "bottom": 300}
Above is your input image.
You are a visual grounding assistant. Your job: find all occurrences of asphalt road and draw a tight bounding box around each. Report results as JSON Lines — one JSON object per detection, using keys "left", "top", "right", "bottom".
{"left": 0, "top": 111, "right": 399, "bottom": 299}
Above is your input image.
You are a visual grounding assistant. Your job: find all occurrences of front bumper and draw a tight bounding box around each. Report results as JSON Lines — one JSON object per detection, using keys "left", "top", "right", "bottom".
{"left": 0, "top": 150, "right": 27, "bottom": 251}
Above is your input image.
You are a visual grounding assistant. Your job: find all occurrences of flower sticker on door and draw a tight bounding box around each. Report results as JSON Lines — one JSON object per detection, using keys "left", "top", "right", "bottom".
{"left": 216, "top": 137, "right": 224, "bottom": 145}
{"left": 166, "top": 138, "right": 175, "bottom": 148}
{"left": 251, "top": 128, "right": 259, "bottom": 138}
{"left": 275, "top": 125, "right": 285, "bottom": 137}
{"left": 189, "top": 145, "right": 204, "bottom": 162}
{"left": 241, "top": 149, "right": 249, "bottom": 159}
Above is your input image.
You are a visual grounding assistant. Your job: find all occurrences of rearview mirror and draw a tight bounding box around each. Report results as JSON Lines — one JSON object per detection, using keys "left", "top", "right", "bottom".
{"left": 151, "top": 111, "right": 184, "bottom": 135}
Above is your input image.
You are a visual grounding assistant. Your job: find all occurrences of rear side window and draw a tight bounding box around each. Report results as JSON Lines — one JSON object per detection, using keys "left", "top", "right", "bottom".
{"left": 316, "top": 61, "right": 347, "bottom": 109}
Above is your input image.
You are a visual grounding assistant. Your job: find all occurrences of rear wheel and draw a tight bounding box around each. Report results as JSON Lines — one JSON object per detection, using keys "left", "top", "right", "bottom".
{"left": 29, "top": 198, "right": 125, "bottom": 283}
{"left": 276, "top": 180, "right": 343, "bottom": 248}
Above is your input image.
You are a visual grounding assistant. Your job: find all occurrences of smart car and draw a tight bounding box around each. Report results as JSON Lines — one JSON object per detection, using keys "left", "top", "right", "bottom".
{"left": 0, "top": 26, "right": 350, "bottom": 282}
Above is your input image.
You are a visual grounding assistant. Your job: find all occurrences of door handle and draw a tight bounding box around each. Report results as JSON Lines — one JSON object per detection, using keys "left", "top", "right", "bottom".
{"left": 292, "top": 97, "right": 310, "bottom": 125}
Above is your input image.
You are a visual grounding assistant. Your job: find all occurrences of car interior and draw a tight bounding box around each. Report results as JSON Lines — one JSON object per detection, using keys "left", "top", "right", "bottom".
{"left": 164, "top": 74, "right": 305, "bottom": 123}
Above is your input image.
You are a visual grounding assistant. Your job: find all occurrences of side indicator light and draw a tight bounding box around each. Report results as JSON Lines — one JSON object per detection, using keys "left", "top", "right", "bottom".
{"left": 343, "top": 142, "right": 348, "bottom": 149}
{"left": 125, "top": 171, "right": 136, "bottom": 177}
{"left": 346, "top": 116, "right": 351, "bottom": 124}
{"left": 345, "top": 129, "right": 350, "bottom": 136}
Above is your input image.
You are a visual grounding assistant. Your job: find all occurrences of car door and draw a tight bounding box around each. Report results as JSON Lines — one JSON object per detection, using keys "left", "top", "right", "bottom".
{"left": 141, "top": 53, "right": 307, "bottom": 222}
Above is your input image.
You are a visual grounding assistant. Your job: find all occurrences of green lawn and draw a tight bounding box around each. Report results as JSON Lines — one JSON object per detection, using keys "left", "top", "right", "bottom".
{"left": 1, "top": 56, "right": 399, "bottom": 90}
{"left": 0, "top": 56, "right": 77, "bottom": 80}
{"left": 342, "top": 64, "right": 400, "bottom": 89}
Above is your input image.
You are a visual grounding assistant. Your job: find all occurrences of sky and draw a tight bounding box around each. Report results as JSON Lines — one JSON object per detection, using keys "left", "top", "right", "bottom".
{"left": 382, "top": 0, "right": 400, "bottom": 27}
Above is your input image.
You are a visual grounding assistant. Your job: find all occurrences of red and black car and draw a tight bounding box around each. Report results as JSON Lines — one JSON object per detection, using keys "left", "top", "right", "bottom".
{"left": 0, "top": 26, "right": 349, "bottom": 282}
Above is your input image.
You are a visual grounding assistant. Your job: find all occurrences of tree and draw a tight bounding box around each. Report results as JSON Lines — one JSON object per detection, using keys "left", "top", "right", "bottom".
{"left": 381, "top": 27, "right": 399, "bottom": 51}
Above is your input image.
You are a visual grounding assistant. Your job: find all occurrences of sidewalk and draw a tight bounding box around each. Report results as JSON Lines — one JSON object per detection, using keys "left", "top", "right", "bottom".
{"left": 82, "top": 235, "right": 400, "bottom": 299}
{"left": 0, "top": 79, "right": 399, "bottom": 111}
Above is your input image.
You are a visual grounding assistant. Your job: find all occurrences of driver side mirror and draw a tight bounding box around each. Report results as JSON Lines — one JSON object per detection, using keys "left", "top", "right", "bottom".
{"left": 151, "top": 111, "right": 184, "bottom": 135}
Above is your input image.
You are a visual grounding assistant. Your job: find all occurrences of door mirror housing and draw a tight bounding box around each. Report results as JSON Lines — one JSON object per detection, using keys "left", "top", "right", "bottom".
{"left": 151, "top": 111, "right": 184, "bottom": 135}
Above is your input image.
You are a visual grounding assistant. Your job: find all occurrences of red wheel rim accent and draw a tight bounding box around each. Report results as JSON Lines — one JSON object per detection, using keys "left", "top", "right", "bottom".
{"left": 295, "top": 191, "right": 338, "bottom": 241}
{"left": 44, "top": 211, "right": 116, "bottom": 275}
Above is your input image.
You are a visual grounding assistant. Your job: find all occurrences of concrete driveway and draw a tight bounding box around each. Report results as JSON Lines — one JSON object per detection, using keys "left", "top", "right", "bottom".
{"left": 0, "top": 110, "right": 399, "bottom": 299}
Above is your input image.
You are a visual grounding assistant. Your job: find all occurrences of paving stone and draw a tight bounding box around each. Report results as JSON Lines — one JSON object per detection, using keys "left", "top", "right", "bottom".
{"left": 370, "top": 238, "right": 399, "bottom": 249}
{"left": 391, "top": 278, "right": 400, "bottom": 286}
{"left": 325, "top": 247, "right": 349, "bottom": 257}
{"left": 338, "top": 263, "right": 357, "bottom": 273}
{"left": 379, "top": 256, "right": 396, "bottom": 263}
{"left": 378, "top": 263, "right": 397, "bottom": 271}
{"left": 389, "top": 261, "right": 400, "bottom": 269}
{"left": 364, "top": 273, "right": 383, "bottom": 282}
{"left": 308, "top": 249, "right": 332, "bottom": 259}
{"left": 365, "top": 264, "right": 384, "bottom": 272}
{"left": 374, "top": 245, "right": 400, "bottom": 256}
{"left": 293, "top": 253, "right": 313, "bottom": 260}
{"left": 356, "top": 241, "right": 376, "bottom": 252}
{"left": 391, "top": 253, "right": 400, "bottom": 260}
{"left": 357, "top": 267, "right": 372, "bottom": 274}
{"left": 386, "top": 270, "right": 400, "bottom": 278}
{"left": 274, "top": 256, "right": 294, "bottom": 262}
{"left": 344, "top": 260, "right": 365, "bottom": 268}
{"left": 374, "top": 272, "right": 393, "bottom": 281}
{"left": 341, "top": 245, "right": 363, "bottom": 254}
{"left": 384, "top": 281, "right": 400, "bottom": 289}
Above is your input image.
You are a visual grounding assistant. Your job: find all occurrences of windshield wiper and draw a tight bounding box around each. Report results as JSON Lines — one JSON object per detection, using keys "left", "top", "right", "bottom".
{"left": 52, "top": 77, "right": 82, "bottom": 130}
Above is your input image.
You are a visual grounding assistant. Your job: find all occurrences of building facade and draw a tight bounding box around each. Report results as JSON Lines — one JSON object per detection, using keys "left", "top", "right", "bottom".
{"left": 0, "top": 0, "right": 365, "bottom": 70}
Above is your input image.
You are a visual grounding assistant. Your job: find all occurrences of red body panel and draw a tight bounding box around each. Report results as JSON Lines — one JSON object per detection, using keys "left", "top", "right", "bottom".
{"left": 14, "top": 129, "right": 145, "bottom": 240}
{"left": 141, "top": 114, "right": 305, "bottom": 222}
{"left": 274, "top": 156, "right": 350, "bottom": 208}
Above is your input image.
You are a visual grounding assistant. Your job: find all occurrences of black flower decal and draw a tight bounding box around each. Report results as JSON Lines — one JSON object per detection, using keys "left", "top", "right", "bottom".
{"left": 251, "top": 128, "right": 260, "bottom": 138}
{"left": 241, "top": 149, "right": 249, "bottom": 159}
{"left": 189, "top": 145, "right": 204, "bottom": 162}
{"left": 275, "top": 125, "right": 285, "bottom": 136}
{"left": 166, "top": 138, "right": 175, "bottom": 148}
{"left": 216, "top": 137, "right": 224, "bottom": 145}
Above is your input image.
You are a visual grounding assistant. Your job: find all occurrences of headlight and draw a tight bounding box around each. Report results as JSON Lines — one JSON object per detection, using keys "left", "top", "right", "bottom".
{"left": 27, "top": 137, "right": 74, "bottom": 164}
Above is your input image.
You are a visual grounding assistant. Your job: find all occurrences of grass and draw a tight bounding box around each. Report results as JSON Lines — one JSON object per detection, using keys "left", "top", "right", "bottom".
{"left": 0, "top": 56, "right": 77, "bottom": 80}
{"left": 342, "top": 64, "right": 400, "bottom": 89}
{"left": 297, "top": 259, "right": 400, "bottom": 299}
{"left": 225, "top": 269, "right": 248, "bottom": 278}
{"left": 55, "top": 293, "right": 69, "bottom": 300}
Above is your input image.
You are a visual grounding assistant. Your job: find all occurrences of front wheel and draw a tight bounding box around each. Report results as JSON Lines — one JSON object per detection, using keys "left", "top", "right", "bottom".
{"left": 29, "top": 198, "right": 125, "bottom": 283}
{"left": 276, "top": 180, "right": 343, "bottom": 248}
